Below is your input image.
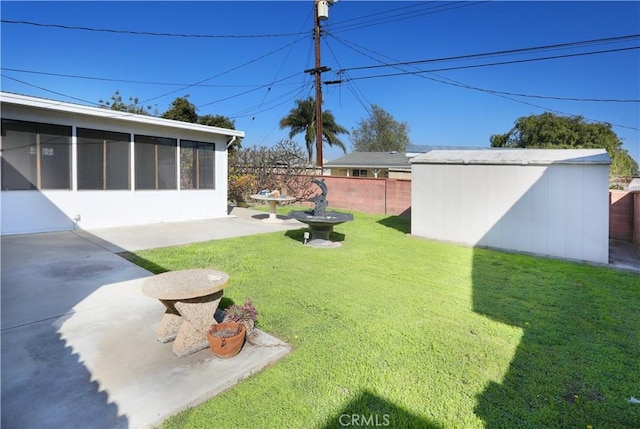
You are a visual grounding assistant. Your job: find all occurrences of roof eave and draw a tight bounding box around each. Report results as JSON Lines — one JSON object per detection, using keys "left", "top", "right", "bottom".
{"left": 0, "top": 92, "right": 245, "bottom": 138}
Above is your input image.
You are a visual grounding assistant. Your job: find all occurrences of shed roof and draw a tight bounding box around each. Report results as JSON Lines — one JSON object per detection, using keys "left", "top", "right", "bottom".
{"left": 406, "top": 144, "right": 489, "bottom": 155}
{"left": 0, "top": 92, "right": 245, "bottom": 138}
{"left": 325, "top": 151, "right": 411, "bottom": 169}
{"left": 410, "top": 148, "right": 611, "bottom": 165}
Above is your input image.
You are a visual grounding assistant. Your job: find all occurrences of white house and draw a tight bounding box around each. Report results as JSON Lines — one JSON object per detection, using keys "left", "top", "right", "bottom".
{"left": 1, "top": 92, "right": 244, "bottom": 235}
{"left": 410, "top": 148, "right": 611, "bottom": 264}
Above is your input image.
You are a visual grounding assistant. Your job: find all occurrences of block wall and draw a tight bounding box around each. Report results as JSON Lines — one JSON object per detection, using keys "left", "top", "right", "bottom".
{"left": 302, "top": 176, "right": 411, "bottom": 216}
{"left": 635, "top": 192, "right": 640, "bottom": 244}
{"left": 609, "top": 190, "right": 634, "bottom": 241}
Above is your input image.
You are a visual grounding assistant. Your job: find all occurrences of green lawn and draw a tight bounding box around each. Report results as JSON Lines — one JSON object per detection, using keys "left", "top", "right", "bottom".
{"left": 127, "top": 209, "right": 640, "bottom": 429}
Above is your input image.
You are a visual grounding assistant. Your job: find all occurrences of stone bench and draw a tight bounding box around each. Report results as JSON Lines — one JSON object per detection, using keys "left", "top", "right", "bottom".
{"left": 142, "top": 269, "right": 229, "bottom": 358}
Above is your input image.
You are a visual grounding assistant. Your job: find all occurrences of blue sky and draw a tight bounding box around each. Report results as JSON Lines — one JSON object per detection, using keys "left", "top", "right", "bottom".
{"left": 1, "top": 1, "right": 639, "bottom": 164}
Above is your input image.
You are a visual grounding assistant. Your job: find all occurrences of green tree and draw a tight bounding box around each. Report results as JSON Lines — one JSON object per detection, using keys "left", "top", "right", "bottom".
{"left": 199, "top": 114, "right": 242, "bottom": 152}
{"left": 98, "top": 90, "right": 155, "bottom": 115}
{"left": 158, "top": 96, "right": 242, "bottom": 152}
{"left": 490, "top": 112, "right": 638, "bottom": 177}
{"left": 198, "top": 114, "right": 235, "bottom": 128}
{"left": 99, "top": 92, "right": 242, "bottom": 152}
{"left": 351, "top": 104, "right": 411, "bottom": 152}
{"left": 161, "top": 95, "right": 198, "bottom": 123}
{"left": 279, "top": 97, "right": 348, "bottom": 162}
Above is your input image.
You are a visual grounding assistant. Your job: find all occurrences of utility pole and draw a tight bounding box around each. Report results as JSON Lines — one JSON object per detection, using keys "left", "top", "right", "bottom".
{"left": 305, "top": 0, "right": 333, "bottom": 169}
{"left": 314, "top": 1, "right": 323, "bottom": 169}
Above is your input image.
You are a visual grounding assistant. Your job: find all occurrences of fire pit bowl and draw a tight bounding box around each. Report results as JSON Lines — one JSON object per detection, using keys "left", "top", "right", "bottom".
{"left": 288, "top": 179, "right": 354, "bottom": 248}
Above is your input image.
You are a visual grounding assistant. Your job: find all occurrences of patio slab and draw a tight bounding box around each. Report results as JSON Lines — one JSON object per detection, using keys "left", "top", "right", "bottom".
{"left": 1, "top": 207, "right": 298, "bottom": 429}
{"left": 2, "top": 276, "right": 290, "bottom": 429}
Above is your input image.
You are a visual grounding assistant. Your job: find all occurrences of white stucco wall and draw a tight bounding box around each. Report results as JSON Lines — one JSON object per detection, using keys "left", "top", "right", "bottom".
{"left": 410, "top": 149, "right": 611, "bottom": 264}
{"left": 1, "top": 93, "right": 241, "bottom": 235}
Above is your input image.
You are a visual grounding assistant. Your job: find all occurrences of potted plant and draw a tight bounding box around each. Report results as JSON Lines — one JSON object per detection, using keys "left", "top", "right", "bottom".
{"left": 223, "top": 298, "right": 259, "bottom": 343}
{"left": 207, "top": 322, "right": 246, "bottom": 358}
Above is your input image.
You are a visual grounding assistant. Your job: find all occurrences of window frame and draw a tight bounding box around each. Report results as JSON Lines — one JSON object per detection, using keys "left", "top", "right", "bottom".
{"left": 134, "top": 134, "right": 178, "bottom": 190}
{"left": 1, "top": 118, "right": 72, "bottom": 191}
{"left": 77, "top": 127, "right": 131, "bottom": 190}
{"left": 180, "top": 139, "right": 216, "bottom": 190}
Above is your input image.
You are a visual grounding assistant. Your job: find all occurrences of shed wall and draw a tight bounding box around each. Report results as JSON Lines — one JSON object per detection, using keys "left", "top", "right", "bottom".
{"left": 411, "top": 163, "right": 609, "bottom": 264}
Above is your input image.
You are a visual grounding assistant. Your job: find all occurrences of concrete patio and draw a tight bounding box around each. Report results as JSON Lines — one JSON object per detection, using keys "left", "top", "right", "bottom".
{"left": 1, "top": 207, "right": 302, "bottom": 429}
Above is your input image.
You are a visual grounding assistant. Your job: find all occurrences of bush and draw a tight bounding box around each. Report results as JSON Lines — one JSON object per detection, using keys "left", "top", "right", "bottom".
{"left": 228, "top": 139, "right": 316, "bottom": 202}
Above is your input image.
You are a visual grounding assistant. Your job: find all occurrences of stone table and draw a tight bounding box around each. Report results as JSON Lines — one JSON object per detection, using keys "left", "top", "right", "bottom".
{"left": 142, "top": 269, "right": 229, "bottom": 358}
{"left": 250, "top": 194, "right": 296, "bottom": 223}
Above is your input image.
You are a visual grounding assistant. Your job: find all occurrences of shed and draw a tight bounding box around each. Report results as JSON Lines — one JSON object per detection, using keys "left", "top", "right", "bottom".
{"left": 1, "top": 92, "right": 244, "bottom": 235}
{"left": 410, "top": 148, "right": 611, "bottom": 264}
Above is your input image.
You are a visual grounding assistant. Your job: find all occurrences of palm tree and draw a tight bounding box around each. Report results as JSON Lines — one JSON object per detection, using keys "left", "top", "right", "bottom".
{"left": 279, "top": 97, "right": 349, "bottom": 162}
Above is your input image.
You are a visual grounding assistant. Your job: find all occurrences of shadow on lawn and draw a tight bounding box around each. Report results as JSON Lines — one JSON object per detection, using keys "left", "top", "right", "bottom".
{"left": 117, "top": 251, "right": 168, "bottom": 274}
{"left": 317, "top": 389, "right": 442, "bottom": 429}
{"left": 376, "top": 215, "right": 411, "bottom": 234}
{"left": 284, "top": 228, "right": 346, "bottom": 244}
{"left": 471, "top": 248, "right": 640, "bottom": 428}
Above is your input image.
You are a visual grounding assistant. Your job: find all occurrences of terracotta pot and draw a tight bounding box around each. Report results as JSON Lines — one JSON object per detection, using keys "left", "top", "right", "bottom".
{"left": 207, "top": 322, "right": 246, "bottom": 358}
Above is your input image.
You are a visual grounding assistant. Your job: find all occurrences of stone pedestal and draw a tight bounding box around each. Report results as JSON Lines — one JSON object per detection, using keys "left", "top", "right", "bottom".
{"left": 142, "top": 269, "right": 229, "bottom": 358}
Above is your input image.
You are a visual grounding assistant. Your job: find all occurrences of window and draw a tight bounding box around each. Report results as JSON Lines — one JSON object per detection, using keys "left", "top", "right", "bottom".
{"left": 77, "top": 128, "right": 130, "bottom": 190}
{"left": 1, "top": 119, "right": 71, "bottom": 190}
{"left": 352, "top": 169, "right": 368, "bottom": 177}
{"left": 135, "top": 135, "right": 177, "bottom": 190}
{"left": 180, "top": 140, "right": 215, "bottom": 189}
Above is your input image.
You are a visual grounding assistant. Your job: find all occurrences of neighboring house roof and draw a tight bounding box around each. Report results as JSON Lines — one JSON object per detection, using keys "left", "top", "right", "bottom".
{"left": 325, "top": 151, "right": 411, "bottom": 169}
{"left": 410, "top": 148, "right": 611, "bottom": 165}
{"left": 0, "top": 91, "right": 245, "bottom": 139}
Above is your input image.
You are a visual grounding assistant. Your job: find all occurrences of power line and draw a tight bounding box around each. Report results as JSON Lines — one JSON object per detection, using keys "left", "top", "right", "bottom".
{"left": 326, "top": 35, "right": 640, "bottom": 131}
{"left": 337, "top": 34, "right": 640, "bottom": 73}
{"left": 197, "top": 72, "right": 301, "bottom": 108}
{"left": 4, "top": 9, "right": 637, "bottom": 135}
{"left": 0, "top": 3, "right": 487, "bottom": 41}
{"left": 327, "top": 35, "right": 639, "bottom": 125}
{"left": 335, "top": 47, "right": 640, "bottom": 83}
{"left": 1, "top": 74, "right": 100, "bottom": 106}
{"left": 329, "top": 1, "right": 440, "bottom": 27}
{"left": 1, "top": 72, "right": 306, "bottom": 125}
{"left": 229, "top": 80, "right": 315, "bottom": 146}
{"left": 435, "top": 81, "right": 640, "bottom": 103}
{"left": 328, "top": 1, "right": 489, "bottom": 34}
{"left": 243, "top": 5, "right": 315, "bottom": 137}
{"left": 229, "top": 85, "right": 309, "bottom": 119}
{"left": 0, "top": 19, "right": 305, "bottom": 39}
{"left": 328, "top": 33, "right": 640, "bottom": 102}
{"left": 0, "top": 67, "right": 305, "bottom": 88}
{"left": 140, "top": 36, "right": 308, "bottom": 104}
{"left": 329, "top": 33, "right": 639, "bottom": 103}
{"left": 414, "top": 73, "right": 640, "bottom": 129}
{"left": 322, "top": 37, "right": 372, "bottom": 116}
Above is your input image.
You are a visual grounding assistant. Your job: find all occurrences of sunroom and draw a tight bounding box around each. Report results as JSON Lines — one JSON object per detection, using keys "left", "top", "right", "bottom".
{"left": 1, "top": 92, "right": 244, "bottom": 235}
